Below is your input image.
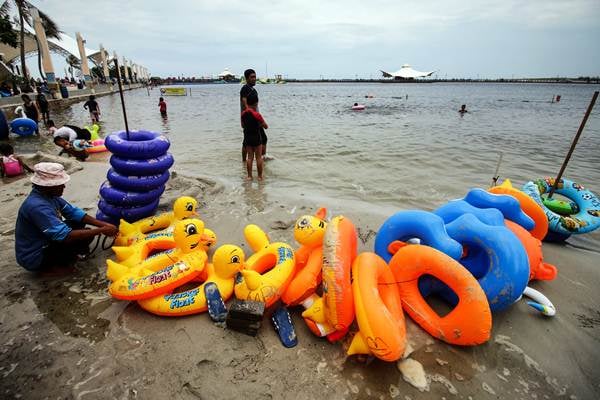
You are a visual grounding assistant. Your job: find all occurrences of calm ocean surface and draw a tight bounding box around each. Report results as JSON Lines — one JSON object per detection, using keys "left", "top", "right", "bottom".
{"left": 19, "top": 82, "right": 600, "bottom": 241}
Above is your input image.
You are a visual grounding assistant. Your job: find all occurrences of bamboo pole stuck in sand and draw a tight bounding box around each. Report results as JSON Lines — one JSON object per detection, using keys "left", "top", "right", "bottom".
{"left": 548, "top": 91, "right": 599, "bottom": 198}
{"left": 491, "top": 152, "right": 503, "bottom": 187}
{"left": 113, "top": 58, "right": 131, "bottom": 139}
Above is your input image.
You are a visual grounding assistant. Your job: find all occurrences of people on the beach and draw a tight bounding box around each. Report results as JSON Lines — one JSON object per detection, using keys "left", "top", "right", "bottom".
{"left": 241, "top": 96, "right": 268, "bottom": 181}
{"left": 0, "top": 143, "right": 33, "bottom": 177}
{"left": 36, "top": 88, "right": 50, "bottom": 126}
{"left": 53, "top": 136, "right": 89, "bottom": 161}
{"left": 158, "top": 97, "right": 167, "bottom": 117}
{"left": 47, "top": 121, "right": 92, "bottom": 141}
{"left": 83, "top": 95, "right": 100, "bottom": 123}
{"left": 15, "top": 162, "right": 118, "bottom": 274}
{"left": 21, "top": 94, "right": 40, "bottom": 134}
{"left": 459, "top": 104, "right": 468, "bottom": 114}
{"left": 240, "top": 69, "right": 258, "bottom": 162}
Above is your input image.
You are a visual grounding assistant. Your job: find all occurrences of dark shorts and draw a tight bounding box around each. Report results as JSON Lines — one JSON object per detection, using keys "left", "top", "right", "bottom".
{"left": 243, "top": 131, "right": 261, "bottom": 147}
{"left": 260, "top": 128, "right": 267, "bottom": 145}
{"left": 36, "top": 221, "right": 93, "bottom": 271}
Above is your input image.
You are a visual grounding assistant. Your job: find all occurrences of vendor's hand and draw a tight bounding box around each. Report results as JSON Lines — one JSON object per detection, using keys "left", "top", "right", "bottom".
{"left": 100, "top": 224, "right": 118, "bottom": 237}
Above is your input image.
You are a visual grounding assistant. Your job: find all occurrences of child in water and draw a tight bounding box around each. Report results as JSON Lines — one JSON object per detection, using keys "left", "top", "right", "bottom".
{"left": 53, "top": 137, "right": 89, "bottom": 161}
{"left": 158, "top": 97, "right": 167, "bottom": 116}
{"left": 83, "top": 95, "right": 101, "bottom": 123}
{"left": 241, "top": 96, "right": 268, "bottom": 181}
{"left": 0, "top": 143, "right": 33, "bottom": 177}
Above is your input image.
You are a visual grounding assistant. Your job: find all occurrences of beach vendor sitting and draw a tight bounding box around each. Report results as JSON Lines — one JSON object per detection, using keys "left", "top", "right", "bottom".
{"left": 15, "top": 162, "right": 118, "bottom": 273}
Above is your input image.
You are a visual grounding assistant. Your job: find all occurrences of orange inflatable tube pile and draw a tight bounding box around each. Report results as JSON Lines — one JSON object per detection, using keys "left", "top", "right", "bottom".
{"left": 388, "top": 241, "right": 492, "bottom": 346}
{"left": 348, "top": 252, "right": 406, "bottom": 361}
{"left": 282, "top": 207, "right": 327, "bottom": 306}
{"left": 302, "top": 215, "right": 357, "bottom": 341}
{"left": 505, "top": 220, "right": 557, "bottom": 281}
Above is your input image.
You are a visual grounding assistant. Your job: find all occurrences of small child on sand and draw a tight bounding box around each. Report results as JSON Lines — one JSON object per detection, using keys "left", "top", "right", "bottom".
{"left": 53, "top": 137, "right": 89, "bottom": 161}
{"left": 241, "top": 96, "right": 268, "bottom": 181}
{"left": 0, "top": 143, "right": 33, "bottom": 177}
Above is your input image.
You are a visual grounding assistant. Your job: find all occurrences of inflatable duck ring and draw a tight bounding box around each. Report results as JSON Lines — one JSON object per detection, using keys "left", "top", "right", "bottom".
{"left": 138, "top": 244, "right": 246, "bottom": 316}
{"left": 234, "top": 224, "right": 296, "bottom": 308}
{"left": 107, "top": 219, "right": 208, "bottom": 300}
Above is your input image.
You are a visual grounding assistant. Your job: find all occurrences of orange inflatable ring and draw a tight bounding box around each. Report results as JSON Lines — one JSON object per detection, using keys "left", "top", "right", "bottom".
{"left": 282, "top": 207, "right": 327, "bottom": 306}
{"left": 505, "top": 220, "right": 557, "bottom": 281}
{"left": 348, "top": 252, "right": 406, "bottom": 362}
{"left": 388, "top": 242, "right": 492, "bottom": 346}
{"left": 489, "top": 179, "right": 548, "bottom": 240}
{"left": 302, "top": 215, "right": 357, "bottom": 341}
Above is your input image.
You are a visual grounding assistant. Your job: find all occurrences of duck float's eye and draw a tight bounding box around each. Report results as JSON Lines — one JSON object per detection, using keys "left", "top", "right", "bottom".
{"left": 297, "top": 218, "right": 309, "bottom": 228}
{"left": 230, "top": 255, "right": 240, "bottom": 264}
{"left": 318, "top": 221, "right": 325, "bottom": 229}
{"left": 186, "top": 203, "right": 194, "bottom": 211}
{"left": 185, "top": 224, "right": 198, "bottom": 236}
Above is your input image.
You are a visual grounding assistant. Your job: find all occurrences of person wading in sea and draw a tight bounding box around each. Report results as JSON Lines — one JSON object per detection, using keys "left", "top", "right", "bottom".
{"left": 240, "top": 69, "right": 268, "bottom": 161}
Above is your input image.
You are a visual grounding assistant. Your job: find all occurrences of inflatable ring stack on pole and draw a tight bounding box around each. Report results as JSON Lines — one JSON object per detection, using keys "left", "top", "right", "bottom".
{"left": 96, "top": 130, "right": 173, "bottom": 224}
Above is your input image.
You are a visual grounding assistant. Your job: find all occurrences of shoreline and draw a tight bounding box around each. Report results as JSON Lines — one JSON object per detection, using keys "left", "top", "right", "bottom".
{"left": 0, "top": 154, "right": 599, "bottom": 399}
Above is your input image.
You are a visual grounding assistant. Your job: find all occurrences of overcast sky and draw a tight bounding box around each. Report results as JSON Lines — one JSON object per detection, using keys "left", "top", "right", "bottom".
{"left": 29, "top": 0, "right": 600, "bottom": 79}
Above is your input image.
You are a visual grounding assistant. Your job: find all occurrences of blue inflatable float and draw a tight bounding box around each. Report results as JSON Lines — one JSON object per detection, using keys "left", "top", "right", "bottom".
{"left": 10, "top": 118, "right": 37, "bottom": 136}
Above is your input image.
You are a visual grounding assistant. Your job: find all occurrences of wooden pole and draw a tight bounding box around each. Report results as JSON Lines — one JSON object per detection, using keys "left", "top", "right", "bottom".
{"left": 113, "top": 58, "right": 130, "bottom": 139}
{"left": 491, "top": 152, "right": 503, "bottom": 187}
{"left": 548, "top": 91, "right": 598, "bottom": 198}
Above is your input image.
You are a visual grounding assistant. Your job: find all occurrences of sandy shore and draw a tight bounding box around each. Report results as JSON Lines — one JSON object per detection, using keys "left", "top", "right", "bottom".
{"left": 1, "top": 153, "right": 599, "bottom": 400}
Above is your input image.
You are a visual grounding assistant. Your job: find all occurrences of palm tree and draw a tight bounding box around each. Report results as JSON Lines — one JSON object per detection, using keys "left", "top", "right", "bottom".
{"left": 65, "top": 54, "right": 80, "bottom": 80}
{"left": 0, "top": 0, "right": 61, "bottom": 91}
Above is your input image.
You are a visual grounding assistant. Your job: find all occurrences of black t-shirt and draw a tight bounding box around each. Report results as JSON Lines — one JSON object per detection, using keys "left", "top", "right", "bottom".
{"left": 241, "top": 109, "right": 264, "bottom": 147}
{"left": 240, "top": 84, "right": 258, "bottom": 111}
{"left": 84, "top": 100, "right": 99, "bottom": 112}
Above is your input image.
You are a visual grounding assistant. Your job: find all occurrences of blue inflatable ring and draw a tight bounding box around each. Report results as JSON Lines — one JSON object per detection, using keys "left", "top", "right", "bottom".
{"left": 98, "top": 198, "right": 160, "bottom": 221}
{"left": 10, "top": 118, "right": 37, "bottom": 136}
{"left": 445, "top": 214, "right": 529, "bottom": 312}
{"left": 463, "top": 188, "right": 535, "bottom": 231}
{"left": 104, "top": 130, "right": 170, "bottom": 160}
{"left": 522, "top": 178, "right": 600, "bottom": 235}
{"left": 434, "top": 199, "right": 505, "bottom": 226}
{"left": 107, "top": 169, "right": 170, "bottom": 191}
{"left": 100, "top": 181, "right": 165, "bottom": 207}
{"left": 96, "top": 209, "right": 119, "bottom": 225}
{"left": 109, "top": 153, "right": 174, "bottom": 176}
{"left": 374, "top": 210, "right": 463, "bottom": 263}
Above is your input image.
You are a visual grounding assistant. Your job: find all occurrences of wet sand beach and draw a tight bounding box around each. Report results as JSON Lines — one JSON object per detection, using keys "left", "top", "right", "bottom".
{"left": 1, "top": 151, "right": 599, "bottom": 399}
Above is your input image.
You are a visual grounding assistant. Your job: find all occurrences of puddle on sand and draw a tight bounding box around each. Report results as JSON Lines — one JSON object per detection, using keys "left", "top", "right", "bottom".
{"left": 30, "top": 267, "right": 115, "bottom": 342}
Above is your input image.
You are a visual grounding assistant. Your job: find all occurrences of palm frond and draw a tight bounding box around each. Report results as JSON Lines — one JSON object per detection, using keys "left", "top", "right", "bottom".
{"left": 36, "top": 7, "right": 61, "bottom": 38}
{"left": 0, "top": 1, "right": 12, "bottom": 18}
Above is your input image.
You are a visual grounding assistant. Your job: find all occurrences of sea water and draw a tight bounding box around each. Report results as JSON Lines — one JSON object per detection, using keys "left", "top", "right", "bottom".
{"left": 19, "top": 82, "right": 600, "bottom": 245}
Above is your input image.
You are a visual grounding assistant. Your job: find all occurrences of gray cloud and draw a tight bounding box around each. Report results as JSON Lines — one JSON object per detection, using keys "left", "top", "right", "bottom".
{"left": 30, "top": 0, "right": 600, "bottom": 78}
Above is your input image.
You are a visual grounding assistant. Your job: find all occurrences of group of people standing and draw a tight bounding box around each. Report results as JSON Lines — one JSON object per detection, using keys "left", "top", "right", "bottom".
{"left": 240, "top": 68, "right": 269, "bottom": 181}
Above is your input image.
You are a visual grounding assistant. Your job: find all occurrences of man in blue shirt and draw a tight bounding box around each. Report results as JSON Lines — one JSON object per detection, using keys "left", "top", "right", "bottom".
{"left": 15, "top": 162, "right": 118, "bottom": 273}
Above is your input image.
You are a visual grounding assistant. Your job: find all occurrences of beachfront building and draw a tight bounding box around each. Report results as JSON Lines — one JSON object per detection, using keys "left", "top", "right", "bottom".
{"left": 381, "top": 64, "right": 435, "bottom": 80}
{"left": 217, "top": 68, "right": 239, "bottom": 82}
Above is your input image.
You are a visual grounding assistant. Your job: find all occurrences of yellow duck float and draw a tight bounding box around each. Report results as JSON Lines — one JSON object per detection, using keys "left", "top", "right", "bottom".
{"left": 138, "top": 244, "right": 246, "bottom": 316}
{"left": 114, "top": 196, "right": 199, "bottom": 247}
{"left": 281, "top": 207, "right": 327, "bottom": 307}
{"left": 234, "top": 224, "right": 296, "bottom": 308}
{"left": 107, "top": 219, "right": 208, "bottom": 301}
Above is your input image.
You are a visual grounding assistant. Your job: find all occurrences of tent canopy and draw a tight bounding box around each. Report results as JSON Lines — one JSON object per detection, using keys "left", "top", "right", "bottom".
{"left": 381, "top": 64, "right": 435, "bottom": 79}
{"left": 218, "top": 68, "right": 235, "bottom": 78}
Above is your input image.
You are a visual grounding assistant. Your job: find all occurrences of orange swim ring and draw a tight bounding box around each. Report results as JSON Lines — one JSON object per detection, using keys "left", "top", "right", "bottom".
{"left": 505, "top": 220, "right": 557, "bottom": 281}
{"left": 489, "top": 179, "right": 548, "bottom": 240}
{"left": 348, "top": 252, "right": 406, "bottom": 362}
{"left": 388, "top": 242, "right": 492, "bottom": 346}
{"left": 302, "top": 215, "right": 357, "bottom": 341}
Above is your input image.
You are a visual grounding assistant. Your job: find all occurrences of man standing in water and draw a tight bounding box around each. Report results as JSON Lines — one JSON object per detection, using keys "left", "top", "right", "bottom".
{"left": 240, "top": 69, "right": 262, "bottom": 162}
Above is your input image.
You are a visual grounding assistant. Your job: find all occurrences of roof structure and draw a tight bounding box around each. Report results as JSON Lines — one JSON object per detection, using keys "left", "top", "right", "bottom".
{"left": 381, "top": 64, "right": 435, "bottom": 79}
{"left": 218, "top": 68, "right": 235, "bottom": 78}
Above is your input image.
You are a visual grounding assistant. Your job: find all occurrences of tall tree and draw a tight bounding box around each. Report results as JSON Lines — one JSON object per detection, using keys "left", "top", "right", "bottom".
{"left": 65, "top": 54, "right": 80, "bottom": 80}
{"left": 0, "top": 1, "right": 61, "bottom": 91}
